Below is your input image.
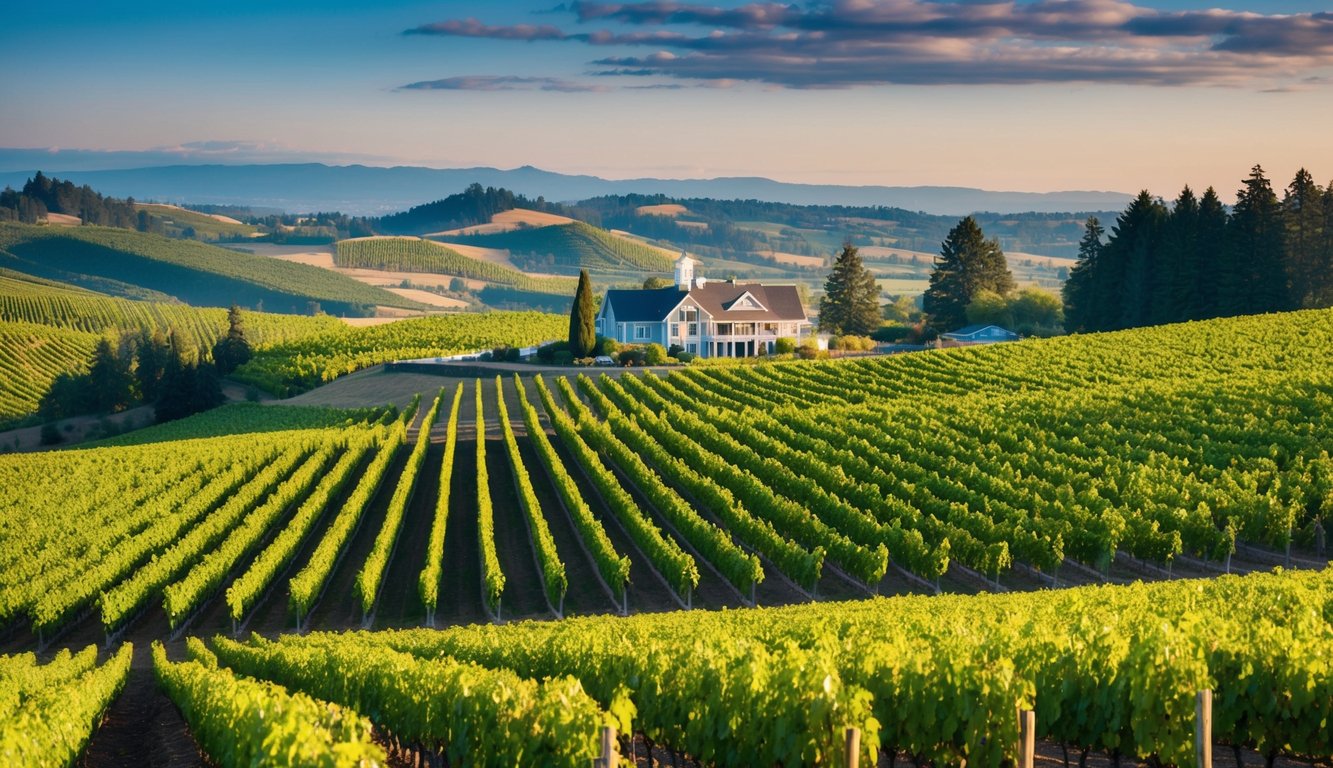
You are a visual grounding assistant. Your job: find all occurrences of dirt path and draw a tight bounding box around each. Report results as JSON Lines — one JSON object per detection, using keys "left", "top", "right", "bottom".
{"left": 432, "top": 437, "right": 487, "bottom": 626}
{"left": 79, "top": 649, "right": 205, "bottom": 768}
{"left": 516, "top": 436, "right": 619, "bottom": 617}
{"left": 372, "top": 442, "right": 442, "bottom": 629}
{"left": 550, "top": 439, "right": 679, "bottom": 615}
{"left": 305, "top": 449, "right": 409, "bottom": 629}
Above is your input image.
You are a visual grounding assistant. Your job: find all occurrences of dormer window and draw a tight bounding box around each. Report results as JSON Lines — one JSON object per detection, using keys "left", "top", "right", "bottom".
{"left": 724, "top": 291, "right": 767, "bottom": 312}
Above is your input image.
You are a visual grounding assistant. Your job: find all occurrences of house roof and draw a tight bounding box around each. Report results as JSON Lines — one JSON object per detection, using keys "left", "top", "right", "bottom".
{"left": 601, "top": 287, "right": 688, "bottom": 322}
{"left": 942, "top": 324, "right": 1018, "bottom": 339}
{"left": 602, "top": 282, "right": 807, "bottom": 323}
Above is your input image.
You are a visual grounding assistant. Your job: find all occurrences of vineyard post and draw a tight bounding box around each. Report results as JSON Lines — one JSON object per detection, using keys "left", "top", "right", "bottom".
{"left": 1016, "top": 709, "right": 1035, "bottom": 768}
{"left": 1195, "top": 689, "right": 1212, "bottom": 768}
{"left": 845, "top": 727, "right": 861, "bottom": 768}
{"left": 596, "top": 725, "right": 618, "bottom": 768}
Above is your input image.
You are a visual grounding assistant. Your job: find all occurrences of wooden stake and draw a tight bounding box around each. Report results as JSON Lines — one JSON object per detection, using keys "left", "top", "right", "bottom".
{"left": 1196, "top": 689, "right": 1212, "bottom": 768}
{"left": 1018, "top": 709, "right": 1035, "bottom": 768}
{"left": 845, "top": 727, "right": 862, "bottom": 768}
{"left": 600, "top": 725, "right": 618, "bottom": 768}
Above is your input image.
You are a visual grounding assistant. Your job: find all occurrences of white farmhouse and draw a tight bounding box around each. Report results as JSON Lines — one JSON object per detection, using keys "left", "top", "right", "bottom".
{"left": 595, "top": 253, "right": 812, "bottom": 358}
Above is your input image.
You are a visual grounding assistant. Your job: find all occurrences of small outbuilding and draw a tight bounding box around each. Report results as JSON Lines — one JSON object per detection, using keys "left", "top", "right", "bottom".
{"left": 940, "top": 324, "right": 1020, "bottom": 346}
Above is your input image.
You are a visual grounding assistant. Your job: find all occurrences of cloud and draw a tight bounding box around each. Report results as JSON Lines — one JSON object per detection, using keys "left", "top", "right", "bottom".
{"left": 402, "top": 1, "right": 1333, "bottom": 89}
{"left": 399, "top": 76, "right": 606, "bottom": 93}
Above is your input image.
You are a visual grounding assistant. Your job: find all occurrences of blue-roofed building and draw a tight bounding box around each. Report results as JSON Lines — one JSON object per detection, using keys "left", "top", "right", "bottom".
{"left": 940, "top": 324, "right": 1021, "bottom": 345}
{"left": 595, "top": 253, "right": 812, "bottom": 358}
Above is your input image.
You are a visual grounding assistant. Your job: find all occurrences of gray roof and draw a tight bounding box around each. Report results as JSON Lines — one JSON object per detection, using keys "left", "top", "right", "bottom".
{"left": 603, "top": 282, "right": 807, "bottom": 323}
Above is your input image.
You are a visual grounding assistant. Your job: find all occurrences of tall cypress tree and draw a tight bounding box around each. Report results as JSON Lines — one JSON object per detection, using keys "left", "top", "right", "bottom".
{"left": 1223, "top": 165, "right": 1288, "bottom": 315}
{"left": 568, "top": 269, "right": 596, "bottom": 357}
{"left": 1283, "top": 168, "right": 1325, "bottom": 308}
{"left": 1319, "top": 182, "right": 1333, "bottom": 308}
{"left": 211, "top": 304, "right": 253, "bottom": 376}
{"left": 924, "top": 216, "right": 1014, "bottom": 332}
{"left": 818, "top": 242, "right": 881, "bottom": 335}
{"left": 87, "top": 336, "right": 134, "bottom": 413}
{"left": 1062, "top": 217, "right": 1104, "bottom": 333}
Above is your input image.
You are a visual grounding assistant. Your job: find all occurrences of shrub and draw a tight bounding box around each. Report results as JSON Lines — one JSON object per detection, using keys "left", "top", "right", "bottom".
{"left": 40, "top": 422, "right": 62, "bottom": 445}
{"left": 492, "top": 346, "right": 521, "bottom": 363}
{"left": 596, "top": 336, "right": 620, "bottom": 356}
{"left": 618, "top": 348, "right": 646, "bottom": 367}
{"left": 774, "top": 337, "right": 796, "bottom": 354}
{"left": 676, "top": 351, "right": 696, "bottom": 364}
{"left": 667, "top": 343, "right": 685, "bottom": 358}
{"left": 552, "top": 350, "right": 574, "bottom": 365}
{"left": 645, "top": 343, "right": 668, "bottom": 366}
{"left": 537, "top": 340, "right": 570, "bottom": 363}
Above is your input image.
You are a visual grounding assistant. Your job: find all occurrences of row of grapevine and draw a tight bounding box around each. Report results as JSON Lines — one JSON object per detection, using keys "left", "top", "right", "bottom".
{"left": 493, "top": 375, "right": 568, "bottom": 614}
{"left": 354, "top": 388, "right": 447, "bottom": 618}
{"left": 512, "top": 376, "right": 631, "bottom": 604}
{"left": 225, "top": 433, "right": 377, "bottom": 624}
{"left": 0, "top": 643, "right": 132, "bottom": 768}
{"left": 288, "top": 423, "right": 405, "bottom": 622}
{"left": 602, "top": 373, "right": 825, "bottom": 589}
{"left": 163, "top": 443, "right": 341, "bottom": 628}
{"left": 419, "top": 382, "right": 465, "bottom": 620}
{"left": 234, "top": 310, "right": 566, "bottom": 396}
{"left": 564, "top": 374, "right": 763, "bottom": 597}
{"left": 475, "top": 381, "right": 506, "bottom": 616}
{"left": 356, "top": 567, "right": 1333, "bottom": 768}
{"left": 334, "top": 237, "right": 576, "bottom": 294}
{"left": 208, "top": 631, "right": 622, "bottom": 768}
{"left": 153, "top": 640, "right": 384, "bottom": 768}
{"left": 534, "top": 375, "right": 699, "bottom": 602}
{"left": 450, "top": 220, "right": 674, "bottom": 273}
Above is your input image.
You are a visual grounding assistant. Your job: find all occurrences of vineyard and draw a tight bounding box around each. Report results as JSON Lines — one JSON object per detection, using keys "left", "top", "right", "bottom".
{"left": 0, "top": 272, "right": 343, "bottom": 427}
{"left": 0, "top": 222, "right": 419, "bottom": 315}
{"left": 448, "top": 220, "right": 676, "bottom": 273}
{"left": 0, "top": 308, "right": 1330, "bottom": 765}
{"left": 334, "top": 236, "right": 577, "bottom": 294}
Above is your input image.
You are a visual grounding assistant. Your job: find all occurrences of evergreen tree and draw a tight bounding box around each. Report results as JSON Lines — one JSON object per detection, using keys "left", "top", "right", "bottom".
{"left": 1062, "top": 217, "right": 1104, "bottom": 332}
{"left": 924, "top": 217, "right": 1015, "bottom": 332}
{"left": 87, "top": 337, "right": 134, "bottom": 413}
{"left": 1152, "top": 187, "right": 1199, "bottom": 325}
{"left": 1222, "top": 165, "right": 1288, "bottom": 315}
{"left": 1283, "top": 169, "right": 1325, "bottom": 308}
{"left": 568, "top": 269, "right": 596, "bottom": 357}
{"left": 136, "top": 330, "right": 171, "bottom": 403}
{"left": 211, "top": 304, "right": 253, "bottom": 375}
{"left": 818, "top": 241, "right": 881, "bottom": 335}
{"left": 1102, "top": 191, "right": 1168, "bottom": 331}
{"left": 1194, "top": 188, "right": 1229, "bottom": 320}
{"left": 1319, "top": 182, "right": 1333, "bottom": 308}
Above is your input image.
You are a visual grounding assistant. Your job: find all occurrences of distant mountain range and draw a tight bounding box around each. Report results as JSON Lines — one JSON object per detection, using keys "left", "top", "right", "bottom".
{"left": 0, "top": 155, "right": 1133, "bottom": 217}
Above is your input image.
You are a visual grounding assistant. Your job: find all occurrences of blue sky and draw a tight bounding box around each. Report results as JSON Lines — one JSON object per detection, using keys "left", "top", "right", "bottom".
{"left": 2, "top": 1, "right": 1331, "bottom": 196}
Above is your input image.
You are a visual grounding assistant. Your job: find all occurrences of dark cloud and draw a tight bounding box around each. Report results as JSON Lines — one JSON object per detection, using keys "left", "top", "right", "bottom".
{"left": 403, "top": 1, "right": 1333, "bottom": 89}
{"left": 399, "top": 76, "right": 606, "bottom": 93}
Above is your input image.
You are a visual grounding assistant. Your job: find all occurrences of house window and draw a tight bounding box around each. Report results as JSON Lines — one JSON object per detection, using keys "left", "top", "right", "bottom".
{"left": 678, "top": 307, "right": 697, "bottom": 322}
{"left": 687, "top": 322, "right": 698, "bottom": 337}
{"left": 716, "top": 323, "right": 732, "bottom": 336}
{"left": 671, "top": 323, "right": 680, "bottom": 337}
{"left": 687, "top": 342, "right": 697, "bottom": 354}
{"left": 635, "top": 325, "right": 650, "bottom": 340}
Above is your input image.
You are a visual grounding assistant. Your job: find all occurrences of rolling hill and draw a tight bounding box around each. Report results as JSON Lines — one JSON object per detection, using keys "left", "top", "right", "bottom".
{"left": 444, "top": 220, "right": 676, "bottom": 274}
{"left": 333, "top": 237, "right": 577, "bottom": 295}
{"left": 0, "top": 222, "right": 423, "bottom": 316}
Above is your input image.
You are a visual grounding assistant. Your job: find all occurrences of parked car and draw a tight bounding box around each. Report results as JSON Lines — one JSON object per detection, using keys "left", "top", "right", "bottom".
{"left": 594, "top": 355, "right": 616, "bottom": 367}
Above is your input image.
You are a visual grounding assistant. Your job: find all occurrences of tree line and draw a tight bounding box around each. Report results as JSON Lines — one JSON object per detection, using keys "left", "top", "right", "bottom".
{"left": 38, "top": 306, "right": 253, "bottom": 431}
{"left": 1063, "top": 165, "right": 1332, "bottom": 333}
{"left": 0, "top": 172, "right": 139, "bottom": 228}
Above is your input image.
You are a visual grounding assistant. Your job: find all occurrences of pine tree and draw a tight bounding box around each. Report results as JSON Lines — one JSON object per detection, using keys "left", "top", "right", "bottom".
{"left": 1319, "top": 182, "right": 1333, "bottom": 307}
{"left": 1283, "top": 169, "right": 1325, "bottom": 308}
{"left": 1062, "top": 217, "right": 1104, "bottom": 332}
{"left": 924, "top": 217, "right": 1015, "bottom": 332}
{"left": 1157, "top": 187, "right": 1200, "bottom": 325}
{"left": 1100, "top": 191, "right": 1167, "bottom": 331}
{"left": 135, "top": 329, "right": 171, "bottom": 403}
{"left": 568, "top": 269, "right": 596, "bottom": 357}
{"left": 87, "top": 336, "right": 134, "bottom": 413}
{"left": 1194, "top": 187, "right": 1229, "bottom": 319}
{"left": 818, "top": 242, "right": 881, "bottom": 335}
{"left": 211, "top": 304, "right": 253, "bottom": 376}
{"left": 1222, "top": 165, "right": 1289, "bottom": 315}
